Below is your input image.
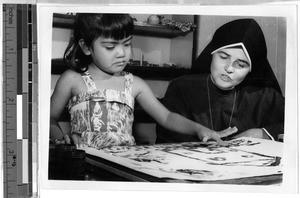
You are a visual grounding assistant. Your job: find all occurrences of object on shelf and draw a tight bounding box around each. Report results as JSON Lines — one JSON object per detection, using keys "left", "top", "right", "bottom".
{"left": 163, "top": 63, "right": 183, "bottom": 69}
{"left": 147, "top": 15, "right": 161, "bottom": 25}
{"left": 160, "top": 16, "right": 197, "bottom": 32}
{"left": 148, "top": 64, "right": 160, "bottom": 67}
{"left": 145, "top": 15, "right": 197, "bottom": 33}
{"left": 129, "top": 60, "right": 148, "bottom": 66}
{"left": 163, "top": 63, "right": 176, "bottom": 67}
{"left": 129, "top": 60, "right": 159, "bottom": 67}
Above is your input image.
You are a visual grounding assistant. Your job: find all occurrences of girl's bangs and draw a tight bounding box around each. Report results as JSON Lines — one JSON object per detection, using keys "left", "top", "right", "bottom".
{"left": 97, "top": 15, "right": 133, "bottom": 40}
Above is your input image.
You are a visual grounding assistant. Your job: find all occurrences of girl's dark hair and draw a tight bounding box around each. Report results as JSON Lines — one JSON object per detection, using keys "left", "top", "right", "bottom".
{"left": 64, "top": 13, "right": 134, "bottom": 73}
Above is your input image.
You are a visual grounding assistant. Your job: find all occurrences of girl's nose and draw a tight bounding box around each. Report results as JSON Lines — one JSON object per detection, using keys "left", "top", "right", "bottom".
{"left": 116, "top": 45, "right": 125, "bottom": 57}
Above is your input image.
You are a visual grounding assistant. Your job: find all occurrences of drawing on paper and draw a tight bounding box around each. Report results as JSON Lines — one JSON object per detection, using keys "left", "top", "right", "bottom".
{"left": 83, "top": 137, "right": 283, "bottom": 182}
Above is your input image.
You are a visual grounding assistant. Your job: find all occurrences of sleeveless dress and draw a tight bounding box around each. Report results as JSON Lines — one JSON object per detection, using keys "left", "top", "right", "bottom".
{"left": 68, "top": 71, "right": 136, "bottom": 149}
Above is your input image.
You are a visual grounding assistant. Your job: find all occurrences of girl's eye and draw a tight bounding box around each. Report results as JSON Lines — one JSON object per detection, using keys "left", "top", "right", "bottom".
{"left": 105, "top": 46, "right": 115, "bottom": 50}
{"left": 124, "top": 42, "right": 132, "bottom": 47}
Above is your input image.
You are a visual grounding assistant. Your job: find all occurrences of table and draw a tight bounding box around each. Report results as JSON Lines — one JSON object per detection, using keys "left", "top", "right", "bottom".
{"left": 81, "top": 137, "right": 283, "bottom": 185}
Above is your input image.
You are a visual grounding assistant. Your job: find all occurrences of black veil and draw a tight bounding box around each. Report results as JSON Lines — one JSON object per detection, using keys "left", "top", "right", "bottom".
{"left": 191, "top": 19, "right": 282, "bottom": 94}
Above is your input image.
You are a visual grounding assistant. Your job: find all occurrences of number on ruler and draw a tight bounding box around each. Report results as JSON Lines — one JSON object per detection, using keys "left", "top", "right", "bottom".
{"left": 7, "top": 97, "right": 14, "bottom": 103}
{"left": 12, "top": 155, "right": 16, "bottom": 167}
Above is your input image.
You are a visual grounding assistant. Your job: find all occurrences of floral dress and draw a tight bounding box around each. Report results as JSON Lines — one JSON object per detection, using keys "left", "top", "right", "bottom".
{"left": 68, "top": 71, "right": 136, "bottom": 149}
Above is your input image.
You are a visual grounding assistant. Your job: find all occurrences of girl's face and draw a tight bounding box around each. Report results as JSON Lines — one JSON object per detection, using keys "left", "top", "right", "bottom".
{"left": 88, "top": 36, "right": 132, "bottom": 74}
{"left": 210, "top": 47, "right": 251, "bottom": 90}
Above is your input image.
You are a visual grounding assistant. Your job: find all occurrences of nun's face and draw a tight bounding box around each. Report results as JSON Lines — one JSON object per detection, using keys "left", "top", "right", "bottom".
{"left": 210, "top": 48, "right": 251, "bottom": 90}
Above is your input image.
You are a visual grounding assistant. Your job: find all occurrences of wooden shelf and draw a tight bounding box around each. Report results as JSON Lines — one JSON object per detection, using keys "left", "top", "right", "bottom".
{"left": 52, "top": 59, "right": 191, "bottom": 80}
{"left": 53, "top": 13, "right": 193, "bottom": 38}
{"left": 132, "top": 22, "right": 191, "bottom": 38}
{"left": 125, "top": 65, "right": 190, "bottom": 80}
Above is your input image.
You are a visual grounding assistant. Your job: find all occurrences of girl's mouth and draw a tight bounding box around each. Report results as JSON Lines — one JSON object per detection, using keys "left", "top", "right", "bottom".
{"left": 114, "top": 61, "right": 126, "bottom": 66}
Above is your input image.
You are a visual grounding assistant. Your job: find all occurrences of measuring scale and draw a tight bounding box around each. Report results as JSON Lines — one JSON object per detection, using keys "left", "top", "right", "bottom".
{"left": 2, "top": 4, "right": 38, "bottom": 198}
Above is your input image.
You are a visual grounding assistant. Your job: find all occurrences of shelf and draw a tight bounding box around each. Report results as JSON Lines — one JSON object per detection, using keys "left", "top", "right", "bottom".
{"left": 132, "top": 22, "right": 191, "bottom": 38}
{"left": 52, "top": 59, "right": 191, "bottom": 80}
{"left": 53, "top": 13, "right": 193, "bottom": 38}
{"left": 124, "top": 65, "right": 190, "bottom": 80}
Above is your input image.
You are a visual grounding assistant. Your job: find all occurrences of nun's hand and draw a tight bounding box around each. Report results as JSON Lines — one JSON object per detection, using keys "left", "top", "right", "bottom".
{"left": 232, "top": 128, "right": 270, "bottom": 140}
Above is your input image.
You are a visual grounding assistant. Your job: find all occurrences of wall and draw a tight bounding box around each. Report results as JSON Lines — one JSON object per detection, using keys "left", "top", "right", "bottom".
{"left": 194, "top": 15, "right": 286, "bottom": 95}
{"left": 170, "top": 15, "right": 194, "bottom": 68}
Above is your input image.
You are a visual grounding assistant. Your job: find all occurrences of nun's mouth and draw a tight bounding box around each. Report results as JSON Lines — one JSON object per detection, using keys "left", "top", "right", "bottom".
{"left": 220, "top": 74, "right": 232, "bottom": 82}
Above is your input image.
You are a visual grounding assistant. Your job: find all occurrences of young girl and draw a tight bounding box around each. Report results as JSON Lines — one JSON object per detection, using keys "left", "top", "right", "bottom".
{"left": 50, "top": 13, "right": 237, "bottom": 148}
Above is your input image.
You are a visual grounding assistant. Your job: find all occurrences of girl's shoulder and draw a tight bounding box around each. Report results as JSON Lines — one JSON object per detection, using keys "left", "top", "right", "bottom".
{"left": 130, "top": 74, "right": 149, "bottom": 94}
{"left": 55, "top": 69, "right": 84, "bottom": 91}
{"left": 59, "top": 69, "right": 83, "bottom": 82}
{"left": 131, "top": 74, "right": 145, "bottom": 84}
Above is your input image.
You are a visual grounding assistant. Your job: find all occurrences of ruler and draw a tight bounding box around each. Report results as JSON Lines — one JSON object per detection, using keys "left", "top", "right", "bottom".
{"left": 2, "top": 4, "right": 38, "bottom": 198}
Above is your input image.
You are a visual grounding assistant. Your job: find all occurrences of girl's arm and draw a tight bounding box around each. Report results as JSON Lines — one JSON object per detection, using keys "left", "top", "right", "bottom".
{"left": 133, "top": 76, "right": 237, "bottom": 142}
{"left": 50, "top": 70, "right": 75, "bottom": 143}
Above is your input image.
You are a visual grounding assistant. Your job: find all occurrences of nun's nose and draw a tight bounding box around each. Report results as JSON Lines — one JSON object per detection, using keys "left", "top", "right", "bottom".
{"left": 224, "top": 61, "right": 235, "bottom": 73}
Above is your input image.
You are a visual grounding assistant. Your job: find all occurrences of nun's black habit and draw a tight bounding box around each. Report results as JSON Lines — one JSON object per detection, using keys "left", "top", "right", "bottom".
{"left": 156, "top": 19, "right": 285, "bottom": 143}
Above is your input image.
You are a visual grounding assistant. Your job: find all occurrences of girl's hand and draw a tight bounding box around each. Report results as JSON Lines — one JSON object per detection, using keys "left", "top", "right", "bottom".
{"left": 219, "top": 127, "right": 239, "bottom": 139}
{"left": 53, "top": 133, "right": 84, "bottom": 147}
{"left": 198, "top": 126, "right": 238, "bottom": 143}
{"left": 52, "top": 134, "right": 71, "bottom": 145}
{"left": 70, "top": 133, "right": 84, "bottom": 148}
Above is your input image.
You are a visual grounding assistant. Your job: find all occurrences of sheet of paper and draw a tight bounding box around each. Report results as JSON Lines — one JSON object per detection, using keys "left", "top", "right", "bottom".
{"left": 82, "top": 137, "right": 283, "bottom": 181}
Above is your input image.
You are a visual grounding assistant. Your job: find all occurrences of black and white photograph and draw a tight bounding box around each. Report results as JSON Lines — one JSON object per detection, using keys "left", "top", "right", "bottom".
{"left": 36, "top": 3, "right": 298, "bottom": 198}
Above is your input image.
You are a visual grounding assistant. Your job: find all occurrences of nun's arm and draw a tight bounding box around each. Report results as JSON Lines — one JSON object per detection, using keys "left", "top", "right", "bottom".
{"left": 231, "top": 128, "right": 271, "bottom": 140}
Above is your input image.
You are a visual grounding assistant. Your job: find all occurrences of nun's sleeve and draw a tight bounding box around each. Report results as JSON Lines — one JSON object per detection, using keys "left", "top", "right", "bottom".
{"left": 260, "top": 87, "right": 285, "bottom": 141}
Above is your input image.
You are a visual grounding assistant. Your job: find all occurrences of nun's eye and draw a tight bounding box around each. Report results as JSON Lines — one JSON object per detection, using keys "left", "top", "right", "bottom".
{"left": 219, "top": 54, "right": 229, "bottom": 59}
{"left": 233, "top": 61, "right": 249, "bottom": 69}
{"left": 236, "top": 63, "right": 246, "bottom": 68}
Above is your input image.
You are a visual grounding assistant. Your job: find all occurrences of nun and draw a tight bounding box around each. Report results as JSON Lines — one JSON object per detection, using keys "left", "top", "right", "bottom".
{"left": 156, "top": 18, "right": 285, "bottom": 143}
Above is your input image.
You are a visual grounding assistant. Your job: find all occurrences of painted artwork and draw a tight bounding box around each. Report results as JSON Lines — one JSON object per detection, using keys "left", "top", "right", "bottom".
{"left": 82, "top": 137, "right": 283, "bottom": 182}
